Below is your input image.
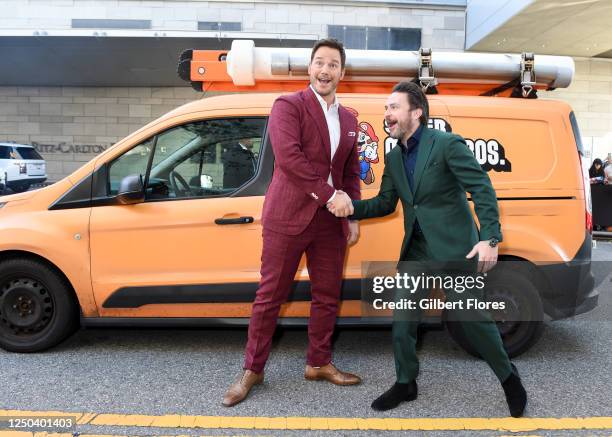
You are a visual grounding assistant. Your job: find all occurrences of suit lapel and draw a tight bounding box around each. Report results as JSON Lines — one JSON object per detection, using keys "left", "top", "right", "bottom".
{"left": 303, "top": 87, "right": 332, "bottom": 164}
{"left": 389, "top": 145, "right": 413, "bottom": 204}
{"left": 412, "top": 127, "right": 435, "bottom": 196}
{"left": 333, "top": 106, "right": 353, "bottom": 167}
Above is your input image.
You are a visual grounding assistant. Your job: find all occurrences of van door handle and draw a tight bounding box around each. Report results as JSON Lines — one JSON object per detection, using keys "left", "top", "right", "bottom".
{"left": 215, "top": 216, "right": 254, "bottom": 225}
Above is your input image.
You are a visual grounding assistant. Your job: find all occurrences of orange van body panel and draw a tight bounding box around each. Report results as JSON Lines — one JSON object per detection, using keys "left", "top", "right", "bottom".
{"left": 194, "top": 81, "right": 531, "bottom": 96}
{"left": 0, "top": 92, "right": 587, "bottom": 320}
{"left": 0, "top": 164, "right": 99, "bottom": 317}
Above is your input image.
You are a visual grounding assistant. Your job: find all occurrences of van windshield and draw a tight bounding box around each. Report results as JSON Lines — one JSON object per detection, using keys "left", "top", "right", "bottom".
{"left": 15, "top": 147, "right": 43, "bottom": 160}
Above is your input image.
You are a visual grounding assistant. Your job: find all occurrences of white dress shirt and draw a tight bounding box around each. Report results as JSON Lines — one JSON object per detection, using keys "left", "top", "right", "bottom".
{"left": 310, "top": 85, "right": 340, "bottom": 202}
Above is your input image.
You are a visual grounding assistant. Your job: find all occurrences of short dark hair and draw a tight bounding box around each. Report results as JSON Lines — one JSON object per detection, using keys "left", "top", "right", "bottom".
{"left": 392, "top": 81, "right": 429, "bottom": 125}
{"left": 311, "top": 38, "right": 346, "bottom": 69}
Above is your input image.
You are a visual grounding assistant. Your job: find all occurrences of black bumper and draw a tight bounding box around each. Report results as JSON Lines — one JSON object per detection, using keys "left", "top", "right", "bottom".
{"left": 539, "top": 232, "right": 597, "bottom": 320}
{"left": 6, "top": 177, "right": 47, "bottom": 188}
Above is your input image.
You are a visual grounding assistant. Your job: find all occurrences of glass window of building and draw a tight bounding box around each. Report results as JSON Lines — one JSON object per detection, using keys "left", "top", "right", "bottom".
{"left": 198, "top": 22, "right": 242, "bottom": 31}
{"left": 328, "top": 26, "right": 421, "bottom": 51}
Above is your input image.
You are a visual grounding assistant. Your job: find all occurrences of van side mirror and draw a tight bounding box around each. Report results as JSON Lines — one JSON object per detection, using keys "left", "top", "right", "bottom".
{"left": 117, "top": 174, "right": 145, "bottom": 205}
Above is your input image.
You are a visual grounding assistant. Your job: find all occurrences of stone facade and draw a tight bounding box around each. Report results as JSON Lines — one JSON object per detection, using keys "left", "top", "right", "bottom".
{"left": 2, "top": 1, "right": 465, "bottom": 50}
{"left": 0, "top": 86, "right": 201, "bottom": 181}
{"left": 544, "top": 58, "right": 612, "bottom": 163}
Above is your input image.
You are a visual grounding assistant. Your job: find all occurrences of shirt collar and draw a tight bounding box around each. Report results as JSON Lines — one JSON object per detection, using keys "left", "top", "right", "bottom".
{"left": 402, "top": 124, "right": 424, "bottom": 151}
{"left": 310, "top": 85, "right": 339, "bottom": 111}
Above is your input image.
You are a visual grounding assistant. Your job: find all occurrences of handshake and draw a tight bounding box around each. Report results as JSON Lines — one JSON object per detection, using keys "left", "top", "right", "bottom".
{"left": 326, "top": 190, "right": 354, "bottom": 217}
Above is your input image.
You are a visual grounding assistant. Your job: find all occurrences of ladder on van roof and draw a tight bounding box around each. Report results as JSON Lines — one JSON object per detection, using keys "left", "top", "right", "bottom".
{"left": 177, "top": 39, "right": 574, "bottom": 98}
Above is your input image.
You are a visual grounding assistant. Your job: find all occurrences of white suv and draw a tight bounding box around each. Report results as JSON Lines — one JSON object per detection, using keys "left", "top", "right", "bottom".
{"left": 0, "top": 143, "right": 47, "bottom": 193}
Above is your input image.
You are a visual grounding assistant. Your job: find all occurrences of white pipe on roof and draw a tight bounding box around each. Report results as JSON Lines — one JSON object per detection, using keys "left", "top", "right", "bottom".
{"left": 226, "top": 40, "right": 574, "bottom": 88}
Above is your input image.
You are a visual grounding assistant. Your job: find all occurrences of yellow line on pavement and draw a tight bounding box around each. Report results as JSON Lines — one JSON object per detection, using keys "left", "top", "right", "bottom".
{"left": 0, "top": 410, "right": 611, "bottom": 432}
{"left": 0, "top": 434, "right": 259, "bottom": 437}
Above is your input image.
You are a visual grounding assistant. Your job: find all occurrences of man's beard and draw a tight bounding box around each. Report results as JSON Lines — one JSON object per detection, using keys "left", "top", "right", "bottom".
{"left": 389, "top": 125, "right": 407, "bottom": 141}
{"left": 389, "top": 130, "right": 402, "bottom": 140}
{"left": 391, "top": 120, "right": 418, "bottom": 141}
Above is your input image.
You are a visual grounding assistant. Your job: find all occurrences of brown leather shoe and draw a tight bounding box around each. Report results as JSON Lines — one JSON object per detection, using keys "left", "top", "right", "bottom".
{"left": 222, "top": 369, "right": 264, "bottom": 407}
{"left": 304, "top": 363, "right": 361, "bottom": 386}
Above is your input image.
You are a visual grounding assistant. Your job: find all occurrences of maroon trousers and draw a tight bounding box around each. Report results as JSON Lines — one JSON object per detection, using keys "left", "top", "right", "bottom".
{"left": 243, "top": 208, "right": 347, "bottom": 373}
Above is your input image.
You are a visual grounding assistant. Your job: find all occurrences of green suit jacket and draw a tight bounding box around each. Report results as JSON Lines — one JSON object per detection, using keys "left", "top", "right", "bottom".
{"left": 351, "top": 126, "right": 502, "bottom": 261}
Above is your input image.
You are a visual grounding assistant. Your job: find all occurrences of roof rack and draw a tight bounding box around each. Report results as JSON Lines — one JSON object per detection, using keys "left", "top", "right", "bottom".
{"left": 177, "top": 40, "right": 574, "bottom": 98}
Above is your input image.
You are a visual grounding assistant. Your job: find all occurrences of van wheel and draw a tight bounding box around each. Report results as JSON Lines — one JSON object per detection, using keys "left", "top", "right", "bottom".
{"left": 0, "top": 259, "right": 79, "bottom": 352}
{"left": 444, "top": 268, "right": 544, "bottom": 358}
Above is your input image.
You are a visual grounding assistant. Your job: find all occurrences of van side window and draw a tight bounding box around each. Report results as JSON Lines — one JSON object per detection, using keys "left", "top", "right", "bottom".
{"left": 146, "top": 117, "right": 266, "bottom": 200}
{"left": 107, "top": 138, "right": 154, "bottom": 196}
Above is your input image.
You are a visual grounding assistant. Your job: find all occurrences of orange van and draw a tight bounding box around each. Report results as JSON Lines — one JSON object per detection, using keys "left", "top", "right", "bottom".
{"left": 0, "top": 51, "right": 596, "bottom": 356}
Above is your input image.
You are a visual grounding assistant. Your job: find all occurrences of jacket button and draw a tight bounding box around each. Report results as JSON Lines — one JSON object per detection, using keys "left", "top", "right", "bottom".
{"left": 414, "top": 204, "right": 418, "bottom": 209}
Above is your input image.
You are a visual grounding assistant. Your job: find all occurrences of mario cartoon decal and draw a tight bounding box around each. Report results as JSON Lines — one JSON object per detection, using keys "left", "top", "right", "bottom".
{"left": 345, "top": 107, "right": 380, "bottom": 185}
{"left": 357, "top": 122, "right": 380, "bottom": 184}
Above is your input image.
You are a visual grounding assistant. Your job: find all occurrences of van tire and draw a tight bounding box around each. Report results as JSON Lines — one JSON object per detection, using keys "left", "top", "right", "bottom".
{"left": 0, "top": 258, "right": 79, "bottom": 352}
{"left": 444, "top": 268, "right": 544, "bottom": 358}
{"left": 10, "top": 183, "right": 30, "bottom": 193}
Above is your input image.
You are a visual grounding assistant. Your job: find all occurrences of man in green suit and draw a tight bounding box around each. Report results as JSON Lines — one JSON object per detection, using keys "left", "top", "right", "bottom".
{"left": 327, "top": 81, "right": 527, "bottom": 417}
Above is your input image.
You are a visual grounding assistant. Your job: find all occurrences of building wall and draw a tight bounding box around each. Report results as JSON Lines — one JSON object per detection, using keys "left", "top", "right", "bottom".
{"left": 1, "top": 0, "right": 466, "bottom": 50}
{"left": 544, "top": 58, "right": 612, "bottom": 163}
{"left": 0, "top": 86, "right": 201, "bottom": 182}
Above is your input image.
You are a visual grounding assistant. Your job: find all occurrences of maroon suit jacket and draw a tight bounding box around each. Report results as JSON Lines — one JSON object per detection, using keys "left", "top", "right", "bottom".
{"left": 262, "top": 87, "right": 361, "bottom": 236}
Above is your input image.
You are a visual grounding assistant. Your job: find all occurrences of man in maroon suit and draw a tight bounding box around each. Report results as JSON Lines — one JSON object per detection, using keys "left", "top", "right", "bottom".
{"left": 222, "top": 39, "right": 362, "bottom": 407}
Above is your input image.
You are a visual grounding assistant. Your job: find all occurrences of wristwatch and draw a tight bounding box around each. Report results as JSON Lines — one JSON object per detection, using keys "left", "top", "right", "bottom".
{"left": 488, "top": 237, "right": 499, "bottom": 248}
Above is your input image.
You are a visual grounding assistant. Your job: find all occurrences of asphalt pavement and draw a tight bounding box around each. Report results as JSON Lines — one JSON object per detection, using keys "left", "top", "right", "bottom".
{"left": 1, "top": 241, "right": 611, "bottom": 436}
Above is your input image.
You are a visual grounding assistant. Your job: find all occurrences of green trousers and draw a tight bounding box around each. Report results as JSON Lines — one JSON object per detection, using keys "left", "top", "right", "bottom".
{"left": 392, "top": 232, "right": 513, "bottom": 384}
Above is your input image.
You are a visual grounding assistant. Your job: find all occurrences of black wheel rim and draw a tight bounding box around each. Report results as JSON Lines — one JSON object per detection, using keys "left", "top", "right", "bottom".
{"left": 0, "top": 277, "right": 54, "bottom": 336}
{"left": 486, "top": 285, "right": 528, "bottom": 338}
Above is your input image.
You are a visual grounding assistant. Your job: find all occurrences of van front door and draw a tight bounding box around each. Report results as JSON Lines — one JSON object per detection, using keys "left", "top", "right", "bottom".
{"left": 89, "top": 117, "right": 270, "bottom": 318}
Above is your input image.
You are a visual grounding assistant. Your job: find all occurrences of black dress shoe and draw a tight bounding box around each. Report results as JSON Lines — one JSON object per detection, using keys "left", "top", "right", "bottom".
{"left": 502, "top": 363, "right": 527, "bottom": 417}
{"left": 371, "top": 381, "right": 418, "bottom": 411}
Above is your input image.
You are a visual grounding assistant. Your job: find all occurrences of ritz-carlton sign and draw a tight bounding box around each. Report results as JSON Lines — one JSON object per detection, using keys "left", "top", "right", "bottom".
{"left": 31, "top": 142, "right": 110, "bottom": 154}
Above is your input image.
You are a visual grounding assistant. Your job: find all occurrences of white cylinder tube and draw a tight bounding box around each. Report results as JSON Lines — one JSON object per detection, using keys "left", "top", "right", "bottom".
{"left": 225, "top": 40, "right": 574, "bottom": 88}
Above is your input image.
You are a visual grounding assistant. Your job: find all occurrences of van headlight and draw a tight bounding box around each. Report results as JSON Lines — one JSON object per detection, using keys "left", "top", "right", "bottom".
{"left": 0, "top": 202, "right": 6, "bottom": 209}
